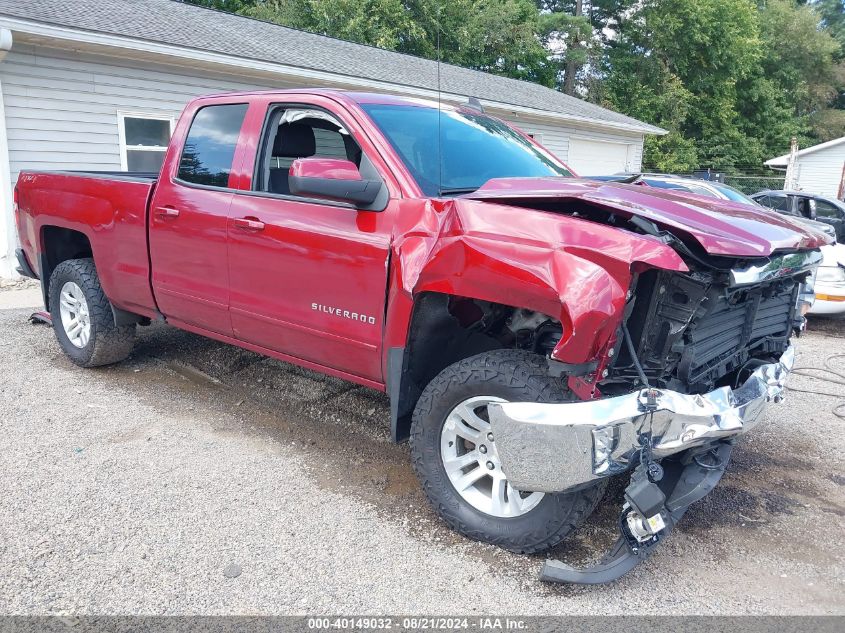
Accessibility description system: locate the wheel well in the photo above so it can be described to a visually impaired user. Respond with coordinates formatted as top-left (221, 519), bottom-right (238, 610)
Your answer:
top-left (388, 292), bottom-right (563, 442)
top-left (40, 226), bottom-right (93, 307)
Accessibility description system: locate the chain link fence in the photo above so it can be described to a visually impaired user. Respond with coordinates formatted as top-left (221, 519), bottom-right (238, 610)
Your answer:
top-left (721, 174), bottom-right (785, 195)
top-left (640, 167), bottom-right (786, 195)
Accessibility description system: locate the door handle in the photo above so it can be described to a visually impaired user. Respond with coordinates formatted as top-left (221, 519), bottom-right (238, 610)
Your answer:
top-left (154, 206), bottom-right (180, 219)
top-left (232, 217), bottom-right (265, 231)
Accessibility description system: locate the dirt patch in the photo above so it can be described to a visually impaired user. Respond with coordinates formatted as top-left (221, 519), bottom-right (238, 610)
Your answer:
top-left (806, 316), bottom-right (845, 338)
top-left (0, 277), bottom-right (40, 291)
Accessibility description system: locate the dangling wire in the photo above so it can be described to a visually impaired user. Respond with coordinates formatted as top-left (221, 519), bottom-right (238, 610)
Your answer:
top-left (789, 353), bottom-right (845, 419)
top-left (622, 321), bottom-right (659, 474)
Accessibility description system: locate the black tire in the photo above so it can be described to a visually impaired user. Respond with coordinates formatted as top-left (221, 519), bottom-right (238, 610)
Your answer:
top-left (48, 258), bottom-right (136, 367)
top-left (410, 349), bottom-right (607, 554)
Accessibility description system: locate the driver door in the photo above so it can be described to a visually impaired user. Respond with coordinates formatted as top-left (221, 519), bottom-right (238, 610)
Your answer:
top-left (226, 100), bottom-right (394, 383)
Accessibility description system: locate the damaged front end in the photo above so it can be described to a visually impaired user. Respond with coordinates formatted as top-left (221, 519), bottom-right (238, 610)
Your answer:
top-left (488, 346), bottom-right (793, 584)
top-left (487, 250), bottom-right (818, 584)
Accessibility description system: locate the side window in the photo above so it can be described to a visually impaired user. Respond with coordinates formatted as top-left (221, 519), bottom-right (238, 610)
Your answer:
top-left (798, 196), bottom-right (816, 218)
top-left (258, 108), bottom-right (363, 196)
top-left (766, 194), bottom-right (790, 212)
top-left (119, 112), bottom-right (174, 172)
top-left (684, 184), bottom-right (718, 198)
top-left (177, 103), bottom-right (248, 188)
top-left (815, 200), bottom-right (843, 218)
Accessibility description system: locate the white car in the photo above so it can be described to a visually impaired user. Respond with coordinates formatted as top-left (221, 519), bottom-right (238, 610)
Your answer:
top-left (812, 243), bottom-right (845, 315)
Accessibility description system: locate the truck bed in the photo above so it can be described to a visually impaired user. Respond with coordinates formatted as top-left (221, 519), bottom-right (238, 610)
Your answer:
top-left (15, 170), bottom-right (159, 318)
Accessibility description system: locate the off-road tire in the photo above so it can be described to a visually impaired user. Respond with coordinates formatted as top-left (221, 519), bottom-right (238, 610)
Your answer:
top-left (49, 258), bottom-right (136, 367)
top-left (410, 349), bottom-right (607, 554)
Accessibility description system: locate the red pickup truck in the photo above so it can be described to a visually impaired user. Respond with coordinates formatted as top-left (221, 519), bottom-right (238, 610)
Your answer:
top-left (14, 90), bottom-right (828, 583)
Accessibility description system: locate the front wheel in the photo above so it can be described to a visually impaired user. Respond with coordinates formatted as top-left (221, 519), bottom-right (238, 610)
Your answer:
top-left (49, 258), bottom-right (136, 367)
top-left (410, 349), bottom-right (606, 554)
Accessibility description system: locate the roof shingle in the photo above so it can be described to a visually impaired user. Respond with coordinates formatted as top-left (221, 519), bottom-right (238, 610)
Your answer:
top-left (0, 0), bottom-right (664, 134)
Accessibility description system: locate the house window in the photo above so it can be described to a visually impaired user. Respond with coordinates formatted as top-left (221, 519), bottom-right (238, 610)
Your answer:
top-left (118, 112), bottom-right (175, 172)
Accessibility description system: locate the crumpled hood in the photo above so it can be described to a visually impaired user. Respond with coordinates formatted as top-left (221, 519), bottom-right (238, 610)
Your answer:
top-left (466, 178), bottom-right (831, 258)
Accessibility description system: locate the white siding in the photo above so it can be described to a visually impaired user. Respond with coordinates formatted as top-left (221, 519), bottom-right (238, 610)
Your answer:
top-left (796, 144), bottom-right (845, 198)
top-left (0, 44), bottom-right (299, 178)
top-left (500, 114), bottom-right (643, 173)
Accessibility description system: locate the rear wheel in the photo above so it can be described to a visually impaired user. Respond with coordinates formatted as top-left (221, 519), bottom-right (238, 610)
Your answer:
top-left (49, 258), bottom-right (136, 367)
top-left (410, 349), bottom-right (607, 554)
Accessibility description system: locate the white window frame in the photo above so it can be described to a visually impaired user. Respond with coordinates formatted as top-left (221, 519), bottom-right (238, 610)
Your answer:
top-left (117, 111), bottom-right (175, 171)
top-left (527, 132), bottom-right (544, 145)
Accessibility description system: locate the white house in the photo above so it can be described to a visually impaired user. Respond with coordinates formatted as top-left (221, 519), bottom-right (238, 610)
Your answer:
top-left (0, 0), bottom-right (665, 278)
top-left (765, 136), bottom-right (845, 200)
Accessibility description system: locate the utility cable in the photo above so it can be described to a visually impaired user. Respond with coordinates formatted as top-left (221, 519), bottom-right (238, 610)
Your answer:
top-left (788, 353), bottom-right (845, 419)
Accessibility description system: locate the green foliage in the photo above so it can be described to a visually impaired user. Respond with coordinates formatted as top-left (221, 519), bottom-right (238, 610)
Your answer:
top-left (180, 0), bottom-right (845, 170)
top-left (603, 0), bottom-right (841, 168)
top-left (759, 0), bottom-right (838, 116)
top-left (238, 0), bottom-right (555, 85)
top-left (813, 0), bottom-right (845, 58)
top-left (243, 0), bottom-right (422, 51)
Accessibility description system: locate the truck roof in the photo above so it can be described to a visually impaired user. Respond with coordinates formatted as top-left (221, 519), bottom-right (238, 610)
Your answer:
top-left (191, 88), bottom-right (459, 111)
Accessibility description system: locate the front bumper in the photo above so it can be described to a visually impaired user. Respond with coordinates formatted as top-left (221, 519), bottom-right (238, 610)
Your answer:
top-left (488, 345), bottom-right (795, 493)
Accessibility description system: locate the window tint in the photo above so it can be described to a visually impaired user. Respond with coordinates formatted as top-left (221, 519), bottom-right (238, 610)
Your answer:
top-left (683, 184), bottom-right (717, 197)
top-left (177, 104), bottom-right (248, 187)
top-left (709, 182), bottom-right (756, 204)
top-left (815, 200), bottom-right (843, 218)
top-left (363, 104), bottom-right (572, 196)
top-left (641, 179), bottom-right (691, 191)
top-left (766, 194), bottom-right (790, 211)
top-left (799, 197), bottom-right (816, 218)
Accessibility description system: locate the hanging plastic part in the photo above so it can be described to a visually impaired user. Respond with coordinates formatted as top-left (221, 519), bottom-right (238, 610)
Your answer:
top-left (539, 441), bottom-right (734, 585)
top-left (29, 311), bottom-right (51, 326)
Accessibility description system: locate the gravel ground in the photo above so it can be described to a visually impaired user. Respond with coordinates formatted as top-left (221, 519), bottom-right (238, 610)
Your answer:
top-left (0, 286), bottom-right (843, 615)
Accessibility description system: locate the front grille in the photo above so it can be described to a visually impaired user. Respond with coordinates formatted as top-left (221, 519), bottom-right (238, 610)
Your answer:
top-left (677, 283), bottom-right (795, 388)
top-left (612, 269), bottom-right (798, 393)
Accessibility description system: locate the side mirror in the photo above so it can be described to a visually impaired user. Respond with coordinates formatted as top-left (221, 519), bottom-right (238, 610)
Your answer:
top-left (289, 158), bottom-right (381, 206)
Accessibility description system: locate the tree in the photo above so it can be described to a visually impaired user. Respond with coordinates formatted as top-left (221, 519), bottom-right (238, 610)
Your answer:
top-left (235, 0), bottom-right (556, 86)
top-left (601, 0), bottom-right (764, 168)
top-left (241, 0), bottom-right (422, 51)
top-left (758, 0), bottom-right (838, 118)
top-left (812, 0), bottom-right (845, 59)
top-left (535, 1), bottom-right (594, 94)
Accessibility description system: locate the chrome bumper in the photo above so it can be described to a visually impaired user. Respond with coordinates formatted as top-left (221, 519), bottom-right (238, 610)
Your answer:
top-left (487, 345), bottom-right (795, 493)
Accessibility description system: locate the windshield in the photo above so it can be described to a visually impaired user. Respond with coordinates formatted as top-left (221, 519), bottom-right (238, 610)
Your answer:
top-left (707, 182), bottom-right (759, 205)
top-left (362, 104), bottom-right (573, 196)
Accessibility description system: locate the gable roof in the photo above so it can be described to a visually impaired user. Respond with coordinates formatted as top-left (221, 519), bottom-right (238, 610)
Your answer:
top-left (0, 0), bottom-right (665, 135)
top-left (765, 136), bottom-right (845, 166)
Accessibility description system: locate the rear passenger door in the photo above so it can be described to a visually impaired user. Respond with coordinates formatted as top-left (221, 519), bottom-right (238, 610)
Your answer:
top-left (226, 98), bottom-right (395, 383)
top-left (148, 101), bottom-right (249, 336)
